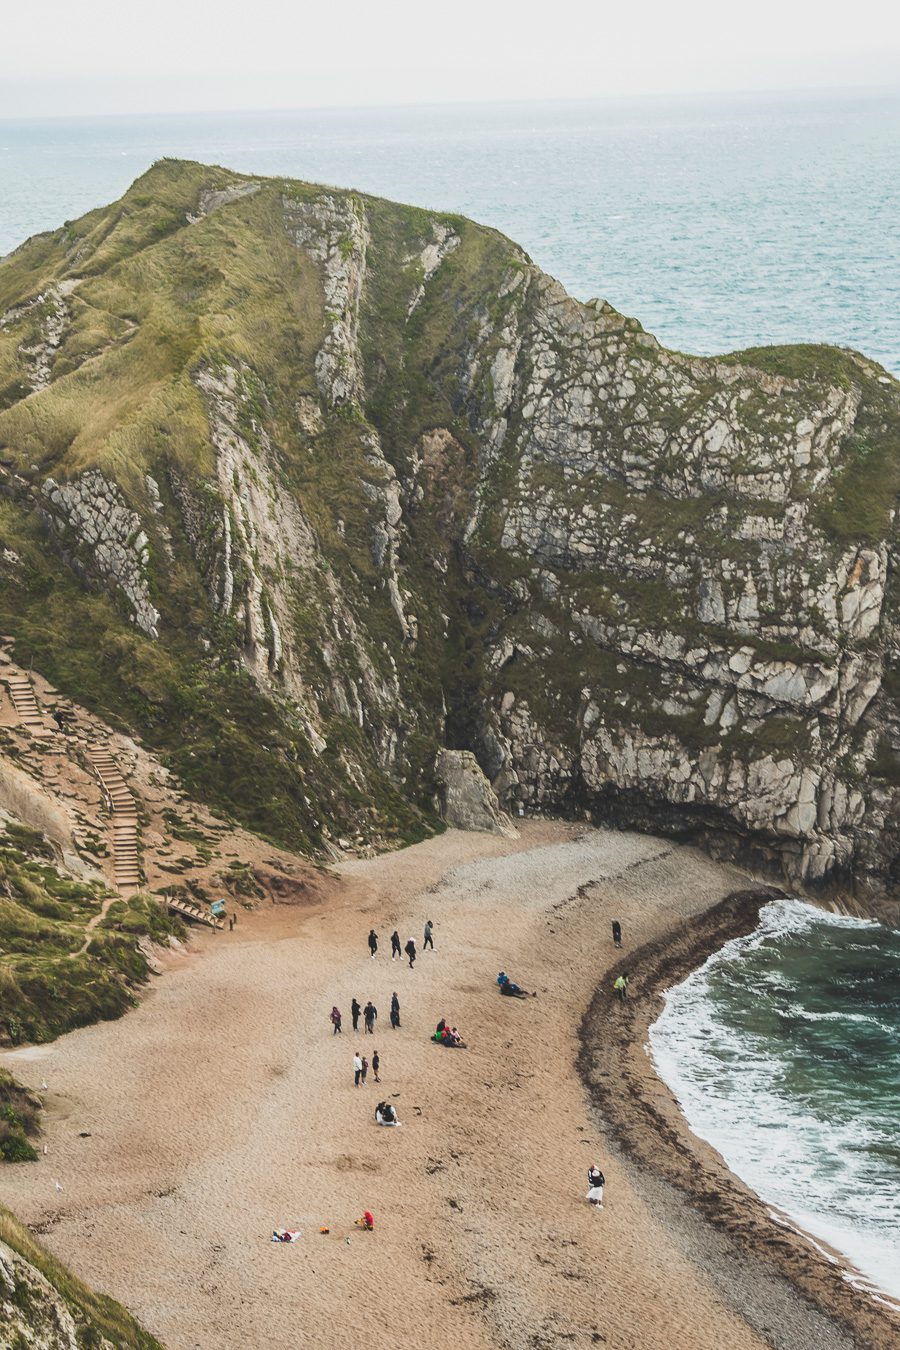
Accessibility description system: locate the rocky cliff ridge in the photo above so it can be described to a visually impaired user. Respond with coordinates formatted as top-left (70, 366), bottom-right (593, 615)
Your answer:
top-left (1, 160), bottom-right (898, 916)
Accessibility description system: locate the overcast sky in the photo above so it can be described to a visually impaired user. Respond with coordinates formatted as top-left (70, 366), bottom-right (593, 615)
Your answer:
top-left (1, 0), bottom-right (898, 119)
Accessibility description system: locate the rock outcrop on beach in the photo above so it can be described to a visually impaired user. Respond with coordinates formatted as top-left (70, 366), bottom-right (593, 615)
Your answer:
top-left (1, 160), bottom-right (898, 907)
top-left (434, 749), bottom-right (516, 836)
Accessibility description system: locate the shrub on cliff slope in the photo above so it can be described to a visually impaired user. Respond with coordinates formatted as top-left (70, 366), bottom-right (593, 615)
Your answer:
top-left (0, 829), bottom-right (182, 1045)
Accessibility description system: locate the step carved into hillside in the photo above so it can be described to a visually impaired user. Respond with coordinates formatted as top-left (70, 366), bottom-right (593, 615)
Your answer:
top-left (2, 670), bottom-right (51, 738)
top-left (87, 747), bottom-right (142, 892)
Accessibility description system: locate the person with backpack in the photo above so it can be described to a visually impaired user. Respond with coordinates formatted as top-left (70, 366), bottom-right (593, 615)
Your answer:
top-left (586, 1165), bottom-right (605, 1209)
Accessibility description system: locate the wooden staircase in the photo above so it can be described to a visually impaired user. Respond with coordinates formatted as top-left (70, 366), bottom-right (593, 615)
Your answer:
top-left (3, 670), bottom-right (50, 738)
top-left (164, 894), bottom-right (225, 930)
top-left (87, 747), bottom-right (141, 891)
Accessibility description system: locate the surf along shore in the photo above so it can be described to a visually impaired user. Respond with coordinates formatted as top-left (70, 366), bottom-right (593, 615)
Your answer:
top-left (2, 821), bottom-right (898, 1349)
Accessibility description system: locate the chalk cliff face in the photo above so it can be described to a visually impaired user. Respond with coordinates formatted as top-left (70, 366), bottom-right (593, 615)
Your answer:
top-left (0, 161), bottom-right (898, 910)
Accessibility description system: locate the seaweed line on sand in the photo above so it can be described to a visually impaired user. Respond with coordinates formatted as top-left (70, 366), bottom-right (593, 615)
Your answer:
top-left (577, 887), bottom-right (900, 1350)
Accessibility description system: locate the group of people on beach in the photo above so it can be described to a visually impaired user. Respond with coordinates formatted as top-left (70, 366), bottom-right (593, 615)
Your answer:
top-left (352, 1050), bottom-right (381, 1086)
top-left (331, 993), bottom-right (401, 1035)
top-left (368, 920), bottom-right (434, 967)
top-left (431, 1017), bottom-right (466, 1048)
top-left (325, 910), bottom-right (629, 1225)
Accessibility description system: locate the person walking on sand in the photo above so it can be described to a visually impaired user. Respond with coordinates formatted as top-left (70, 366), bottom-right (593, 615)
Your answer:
top-left (423, 919), bottom-right (434, 951)
top-left (586, 1165), bottom-right (605, 1209)
top-left (614, 972), bottom-right (629, 1002)
top-left (372, 1049), bottom-right (381, 1083)
top-left (330, 1005), bottom-right (342, 1035)
top-left (351, 998), bottom-right (361, 1032)
top-left (361, 1055), bottom-right (369, 1085)
top-left (364, 1000), bottom-right (378, 1033)
top-left (368, 929), bottom-right (378, 959)
top-left (390, 992), bottom-right (401, 1029)
top-left (354, 1052), bottom-right (363, 1087)
top-left (391, 930), bottom-right (402, 960)
top-left (405, 937), bottom-right (417, 969)
top-left (612, 919), bottom-right (622, 948)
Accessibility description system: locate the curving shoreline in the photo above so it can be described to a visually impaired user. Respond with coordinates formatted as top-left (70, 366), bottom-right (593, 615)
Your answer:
top-left (3, 822), bottom-right (898, 1349)
top-left (578, 887), bottom-right (900, 1350)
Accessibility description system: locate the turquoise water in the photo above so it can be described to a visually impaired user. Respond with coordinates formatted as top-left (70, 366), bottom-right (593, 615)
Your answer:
top-left (2, 89), bottom-right (899, 373)
top-left (650, 900), bottom-right (900, 1303)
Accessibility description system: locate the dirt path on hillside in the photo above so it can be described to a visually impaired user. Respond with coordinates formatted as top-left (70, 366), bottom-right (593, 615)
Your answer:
top-left (0, 823), bottom-right (884, 1350)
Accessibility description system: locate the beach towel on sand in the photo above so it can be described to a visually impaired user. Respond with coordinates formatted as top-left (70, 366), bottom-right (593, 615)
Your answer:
top-left (271, 1229), bottom-right (302, 1242)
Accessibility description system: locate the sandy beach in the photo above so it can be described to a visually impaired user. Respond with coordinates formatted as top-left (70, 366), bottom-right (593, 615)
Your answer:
top-left (2, 821), bottom-right (898, 1349)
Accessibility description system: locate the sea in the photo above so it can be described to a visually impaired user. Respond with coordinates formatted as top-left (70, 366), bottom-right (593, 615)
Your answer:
top-left (1, 88), bottom-right (899, 374)
top-left (650, 900), bottom-right (900, 1304)
top-left (3, 92), bottom-right (900, 1295)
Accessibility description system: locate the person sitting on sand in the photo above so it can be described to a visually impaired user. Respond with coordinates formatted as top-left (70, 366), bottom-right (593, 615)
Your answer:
top-left (586, 1165), bottom-right (605, 1209)
top-left (354, 1211), bottom-right (375, 1230)
top-left (432, 1025), bottom-right (464, 1047)
top-left (436, 1018), bottom-right (447, 1036)
top-left (433, 1025), bottom-right (466, 1048)
top-left (375, 1102), bottom-right (399, 1126)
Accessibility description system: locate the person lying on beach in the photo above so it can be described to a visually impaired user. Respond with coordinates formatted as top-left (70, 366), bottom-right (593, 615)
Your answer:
top-left (271, 1229), bottom-right (302, 1242)
top-left (496, 972), bottom-right (532, 998)
top-left (375, 1102), bottom-right (400, 1126)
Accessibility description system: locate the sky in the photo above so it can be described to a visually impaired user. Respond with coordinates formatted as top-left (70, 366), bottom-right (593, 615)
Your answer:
top-left (1, 0), bottom-right (898, 119)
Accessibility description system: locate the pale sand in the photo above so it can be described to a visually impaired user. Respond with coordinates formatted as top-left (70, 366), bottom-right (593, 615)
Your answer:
top-left (0, 822), bottom-right (886, 1348)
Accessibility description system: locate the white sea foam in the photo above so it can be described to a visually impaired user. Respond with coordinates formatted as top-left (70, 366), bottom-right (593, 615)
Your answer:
top-left (649, 899), bottom-right (900, 1303)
